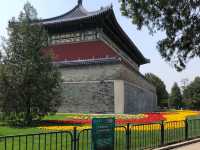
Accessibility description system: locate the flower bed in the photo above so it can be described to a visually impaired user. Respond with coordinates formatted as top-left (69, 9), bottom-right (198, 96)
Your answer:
top-left (44, 113), bottom-right (165, 125)
top-left (163, 110), bottom-right (199, 122)
top-left (39, 110), bottom-right (200, 131)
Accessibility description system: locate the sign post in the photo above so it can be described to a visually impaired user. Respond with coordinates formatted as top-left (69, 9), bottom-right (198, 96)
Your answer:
top-left (92, 118), bottom-right (115, 150)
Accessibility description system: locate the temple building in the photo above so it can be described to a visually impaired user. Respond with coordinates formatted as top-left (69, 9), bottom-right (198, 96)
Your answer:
top-left (40, 0), bottom-right (157, 113)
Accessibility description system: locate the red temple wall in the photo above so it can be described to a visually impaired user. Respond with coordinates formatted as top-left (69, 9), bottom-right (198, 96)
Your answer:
top-left (43, 41), bottom-right (118, 62)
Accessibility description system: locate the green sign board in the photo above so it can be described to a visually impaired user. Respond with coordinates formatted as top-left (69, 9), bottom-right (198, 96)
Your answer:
top-left (92, 118), bottom-right (115, 150)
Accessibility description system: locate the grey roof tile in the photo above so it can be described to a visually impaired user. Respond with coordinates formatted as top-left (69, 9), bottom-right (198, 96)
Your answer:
top-left (40, 4), bottom-right (112, 25)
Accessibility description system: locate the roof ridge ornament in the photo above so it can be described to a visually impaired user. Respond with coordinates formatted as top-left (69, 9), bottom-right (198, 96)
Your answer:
top-left (78, 0), bottom-right (83, 6)
top-left (111, 3), bottom-right (113, 8)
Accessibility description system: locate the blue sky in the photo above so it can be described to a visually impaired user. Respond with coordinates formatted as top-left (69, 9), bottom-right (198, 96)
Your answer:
top-left (0, 0), bottom-right (199, 92)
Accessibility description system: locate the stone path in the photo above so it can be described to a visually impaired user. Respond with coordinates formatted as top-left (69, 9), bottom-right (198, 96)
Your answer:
top-left (173, 142), bottom-right (200, 150)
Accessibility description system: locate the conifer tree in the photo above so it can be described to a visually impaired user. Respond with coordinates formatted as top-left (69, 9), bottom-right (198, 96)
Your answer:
top-left (183, 77), bottom-right (200, 108)
top-left (0, 2), bottom-right (62, 126)
top-left (170, 83), bottom-right (182, 109)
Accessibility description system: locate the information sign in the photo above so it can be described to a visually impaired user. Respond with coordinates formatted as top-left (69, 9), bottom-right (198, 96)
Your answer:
top-left (92, 118), bottom-right (115, 150)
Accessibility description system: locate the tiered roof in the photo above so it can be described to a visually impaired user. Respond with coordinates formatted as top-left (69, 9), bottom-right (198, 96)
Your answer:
top-left (39, 0), bottom-right (150, 66)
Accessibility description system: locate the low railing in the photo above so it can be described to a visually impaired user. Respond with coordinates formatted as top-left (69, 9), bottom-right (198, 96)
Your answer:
top-left (128, 122), bottom-right (161, 150)
top-left (188, 118), bottom-right (200, 139)
top-left (0, 131), bottom-right (73, 150)
top-left (1, 118), bottom-right (200, 150)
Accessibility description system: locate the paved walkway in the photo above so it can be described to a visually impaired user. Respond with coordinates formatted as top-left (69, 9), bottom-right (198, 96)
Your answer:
top-left (173, 142), bottom-right (200, 150)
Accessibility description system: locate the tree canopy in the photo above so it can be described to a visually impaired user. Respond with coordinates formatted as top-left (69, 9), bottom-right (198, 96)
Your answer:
top-left (170, 82), bottom-right (182, 108)
top-left (0, 2), bottom-right (62, 126)
top-left (183, 77), bottom-right (200, 108)
top-left (120, 0), bottom-right (200, 71)
top-left (145, 73), bottom-right (168, 106)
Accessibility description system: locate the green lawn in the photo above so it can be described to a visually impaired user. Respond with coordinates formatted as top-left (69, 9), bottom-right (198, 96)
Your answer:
top-left (43, 113), bottom-right (77, 120)
top-left (0, 114), bottom-right (74, 150)
top-left (0, 124), bottom-right (44, 137)
top-left (0, 113), bottom-right (76, 136)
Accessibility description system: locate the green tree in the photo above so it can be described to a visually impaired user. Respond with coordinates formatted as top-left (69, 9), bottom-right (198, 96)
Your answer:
top-left (0, 2), bottom-right (62, 126)
top-left (145, 73), bottom-right (168, 107)
top-left (183, 77), bottom-right (200, 108)
top-left (120, 0), bottom-right (200, 71)
top-left (0, 52), bottom-right (2, 62)
top-left (170, 82), bottom-right (182, 108)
